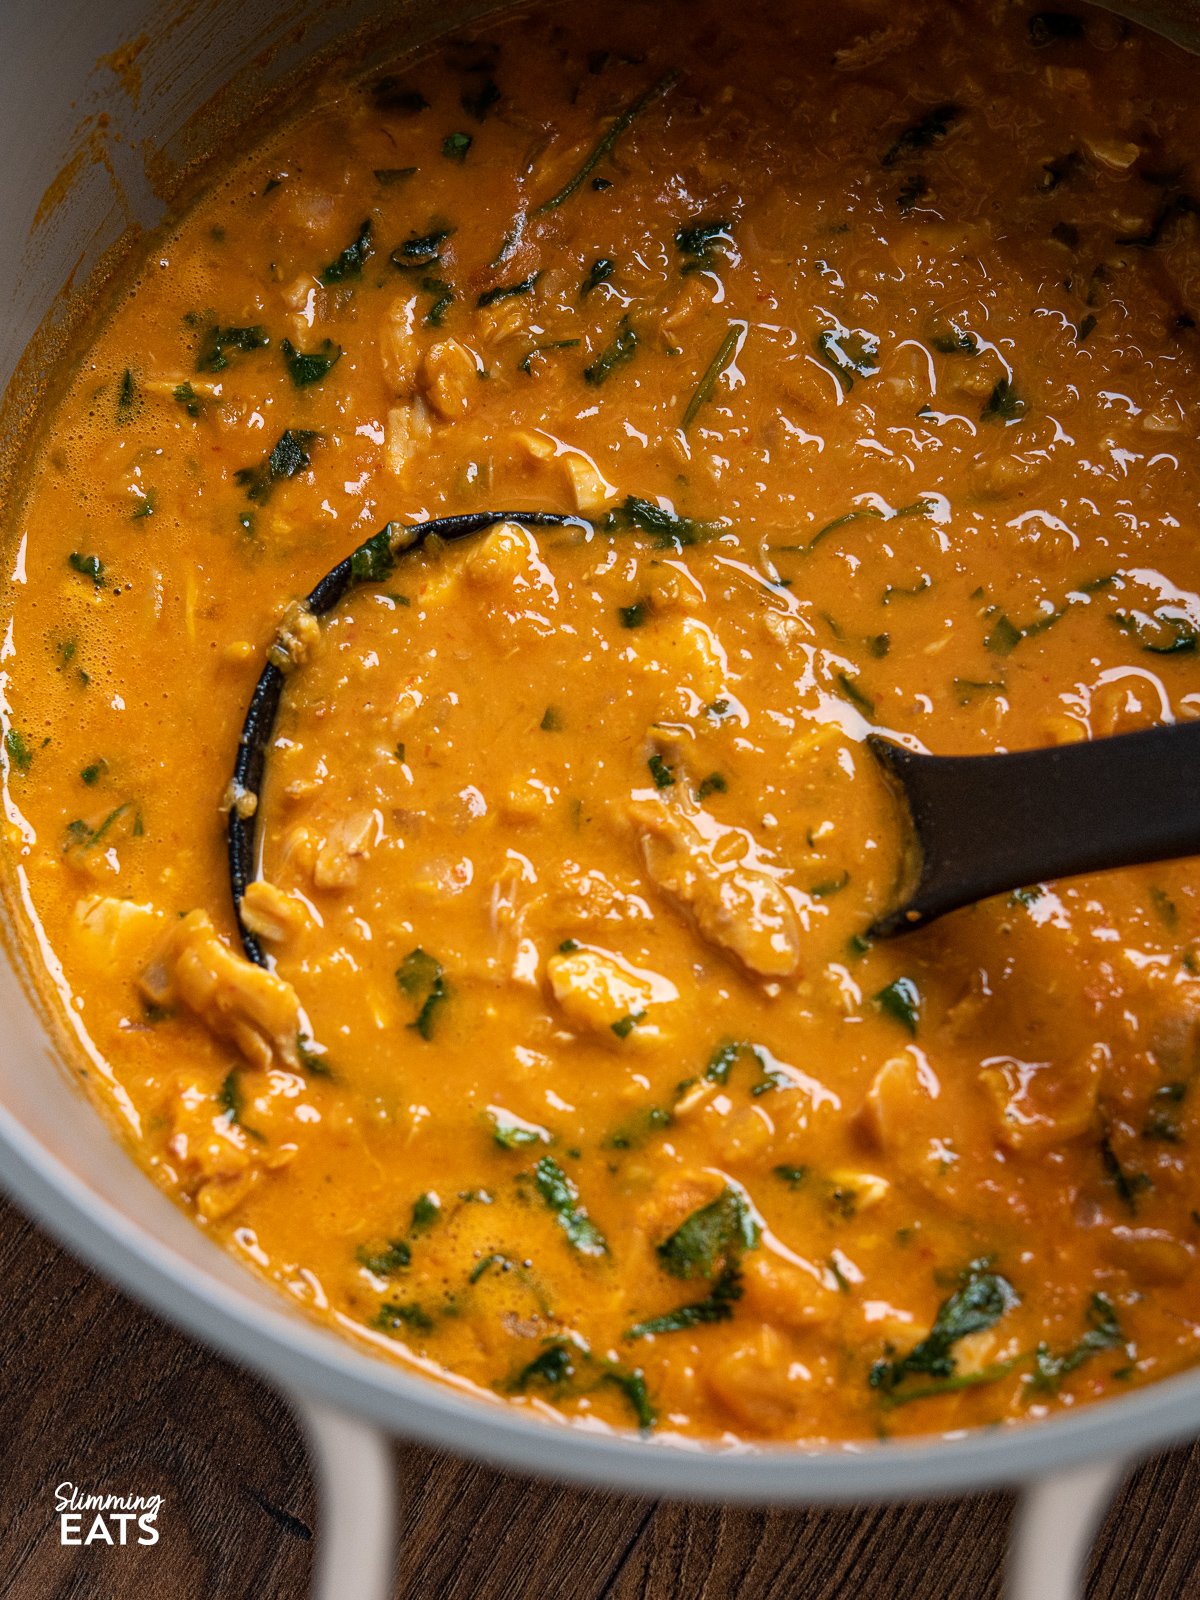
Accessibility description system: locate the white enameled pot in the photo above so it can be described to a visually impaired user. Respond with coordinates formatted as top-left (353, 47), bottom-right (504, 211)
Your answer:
top-left (2, 4), bottom-right (1199, 1596)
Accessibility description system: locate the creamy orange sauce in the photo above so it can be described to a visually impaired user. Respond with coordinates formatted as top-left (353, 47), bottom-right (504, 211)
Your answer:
top-left (4, 0), bottom-right (1200, 1442)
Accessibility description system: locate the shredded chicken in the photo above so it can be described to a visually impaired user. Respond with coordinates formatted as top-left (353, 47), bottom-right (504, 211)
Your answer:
top-left (629, 796), bottom-right (803, 978)
top-left (139, 909), bottom-right (302, 1072)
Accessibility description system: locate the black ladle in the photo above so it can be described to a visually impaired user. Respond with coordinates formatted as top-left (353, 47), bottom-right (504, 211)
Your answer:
top-left (226, 513), bottom-right (1200, 961)
top-left (227, 510), bottom-right (586, 965)
top-left (868, 722), bottom-right (1200, 936)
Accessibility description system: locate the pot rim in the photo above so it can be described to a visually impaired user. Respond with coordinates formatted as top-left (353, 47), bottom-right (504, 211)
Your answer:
top-left (3, 1094), bottom-right (1198, 1501)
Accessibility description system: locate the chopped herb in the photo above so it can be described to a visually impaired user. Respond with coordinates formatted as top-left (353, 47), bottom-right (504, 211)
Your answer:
top-left (607, 495), bottom-right (718, 549)
top-left (518, 339), bottom-right (580, 374)
top-left (657, 1187), bottom-right (759, 1280)
top-left (509, 1338), bottom-right (579, 1391)
top-left (626, 1264), bottom-right (742, 1338)
top-left (1028, 11), bottom-right (1086, 45)
top-left (68, 552), bottom-right (106, 587)
top-left (62, 803), bottom-right (137, 854)
top-left (534, 1156), bottom-right (608, 1256)
top-left (1112, 608), bottom-right (1200, 655)
top-left (462, 76), bottom-right (501, 120)
top-left (1077, 313), bottom-right (1097, 342)
top-left (5, 730), bottom-right (32, 775)
top-left (540, 706), bottom-right (564, 732)
top-left (584, 316), bottom-right (639, 384)
top-left (80, 759), bottom-right (107, 785)
top-left (1143, 1081), bottom-right (1186, 1143)
top-left (357, 1238), bottom-right (412, 1275)
top-left (370, 79), bottom-right (429, 114)
top-left (395, 947), bottom-right (448, 1040)
top-left (477, 272), bottom-right (539, 307)
top-left (600, 1366), bottom-right (656, 1430)
top-left (954, 677), bottom-right (1006, 705)
top-left (882, 103), bottom-right (962, 168)
top-left (295, 1035), bottom-right (334, 1078)
top-left (349, 524), bottom-right (400, 582)
top-left (881, 1361), bottom-right (1020, 1406)
top-left (1040, 150), bottom-right (1084, 192)
top-left (320, 219), bottom-right (374, 285)
top-left (1150, 886), bottom-right (1179, 928)
top-left (647, 753), bottom-right (675, 789)
top-left (391, 227), bottom-right (456, 269)
top-left (618, 599), bottom-right (649, 629)
top-left (1030, 1294), bottom-right (1124, 1394)
top-left (1011, 885), bottom-right (1045, 907)
top-left (605, 1105), bottom-right (671, 1150)
top-left (869, 1259), bottom-right (1018, 1392)
top-left (815, 326), bottom-right (879, 392)
top-left (418, 275), bottom-right (454, 326)
top-left (558, 938), bottom-right (580, 953)
top-left (610, 1010), bottom-right (646, 1039)
top-left (875, 976), bottom-right (921, 1034)
top-left (981, 377), bottom-right (1025, 423)
top-left (535, 71), bottom-right (679, 212)
top-left (773, 1164), bottom-right (809, 1189)
top-left (675, 217), bottom-right (735, 271)
top-left (374, 166), bottom-right (418, 185)
top-left (681, 321), bottom-right (745, 431)
top-left (173, 381), bottom-right (203, 417)
top-left (931, 327), bottom-right (979, 355)
top-left (836, 671), bottom-right (875, 718)
top-left (234, 429), bottom-right (320, 504)
top-left (195, 324), bottom-right (269, 373)
top-left (491, 1108), bottom-right (552, 1149)
top-left (116, 368), bottom-right (138, 424)
top-left (696, 771), bottom-right (727, 800)
top-left (130, 491), bottom-right (156, 520)
top-left (581, 257), bottom-right (615, 296)
top-left (442, 132), bottom-right (472, 163)
top-left (1100, 1130), bottom-right (1152, 1214)
top-left (810, 871), bottom-right (849, 899)
top-left (281, 338), bottom-right (342, 388)
top-left (373, 1301), bottom-right (434, 1334)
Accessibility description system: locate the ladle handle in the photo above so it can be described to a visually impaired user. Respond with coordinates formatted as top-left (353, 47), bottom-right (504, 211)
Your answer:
top-left (869, 720), bottom-right (1200, 935)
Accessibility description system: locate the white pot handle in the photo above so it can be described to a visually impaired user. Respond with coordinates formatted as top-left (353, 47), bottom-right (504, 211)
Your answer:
top-left (291, 1392), bottom-right (397, 1600)
top-left (1007, 1456), bottom-right (1130, 1600)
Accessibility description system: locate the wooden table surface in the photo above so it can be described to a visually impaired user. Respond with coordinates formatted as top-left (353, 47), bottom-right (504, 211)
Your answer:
top-left (0, 1191), bottom-right (1198, 1600)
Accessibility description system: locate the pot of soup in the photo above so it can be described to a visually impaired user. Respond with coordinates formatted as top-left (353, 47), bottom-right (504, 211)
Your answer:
top-left (3, 0), bottom-right (1200, 1594)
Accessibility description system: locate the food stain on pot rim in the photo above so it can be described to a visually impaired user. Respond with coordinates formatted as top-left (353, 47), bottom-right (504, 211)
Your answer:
top-left (3, 0), bottom-right (1200, 1443)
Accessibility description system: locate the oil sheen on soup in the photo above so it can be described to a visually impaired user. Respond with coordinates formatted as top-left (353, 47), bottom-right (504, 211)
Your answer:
top-left (4, 0), bottom-right (1200, 1443)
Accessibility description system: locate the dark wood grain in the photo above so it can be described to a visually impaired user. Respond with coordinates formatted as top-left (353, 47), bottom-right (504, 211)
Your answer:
top-left (0, 1190), bottom-right (1197, 1600)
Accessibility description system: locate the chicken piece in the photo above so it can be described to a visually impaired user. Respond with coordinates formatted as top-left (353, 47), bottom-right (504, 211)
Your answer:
top-left (422, 338), bottom-right (479, 420)
top-left (545, 947), bottom-right (673, 1038)
top-left (380, 295), bottom-right (420, 393)
top-left (239, 879), bottom-right (312, 946)
top-left (464, 522), bottom-right (540, 587)
top-left (313, 812), bottom-right (375, 890)
top-left (384, 396), bottom-right (431, 477)
top-left (738, 1251), bottom-right (835, 1333)
top-left (1104, 1226), bottom-right (1194, 1286)
top-left (73, 895), bottom-right (165, 975)
top-left (705, 1325), bottom-right (809, 1430)
top-left (268, 601), bottom-right (321, 673)
top-left (629, 798), bottom-right (802, 978)
top-left (167, 1091), bottom-right (257, 1221)
top-left (977, 1045), bottom-right (1103, 1153)
top-left (634, 617), bottom-right (727, 704)
top-left (139, 909), bottom-right (302, 1072)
